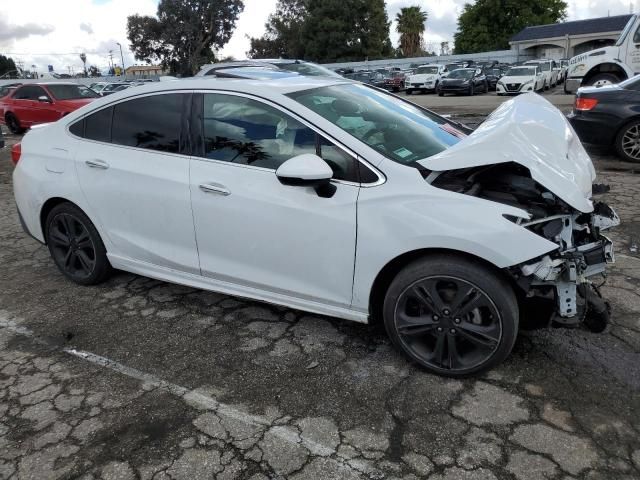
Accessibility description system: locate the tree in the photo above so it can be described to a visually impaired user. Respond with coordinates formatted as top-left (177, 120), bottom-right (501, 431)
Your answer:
top-left (248, 0), bottom-right (307, 59)
top-left (301, 0), bottom-right (392, 63)
top-left (440, 41), bottom-right (450, 56)
top-left (79, 53), bottom-right (87, 77)
top-left (88, 65), bottom-right (100, 77)
top-left (127, 0), bottom-right (244, 76)
top-left (0, 55), bottom-right (17, 77)
top-left (454, 0), bottom-right (567, 54)
top-left (396, 6), bottom-right (428, 58)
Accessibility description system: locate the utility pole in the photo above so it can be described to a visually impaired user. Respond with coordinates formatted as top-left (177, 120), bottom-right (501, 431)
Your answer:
top-left (117, 42), bottom-right (126, 78)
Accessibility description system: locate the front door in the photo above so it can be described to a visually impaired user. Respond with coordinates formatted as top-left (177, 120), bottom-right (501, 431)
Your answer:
top-left (189, 92), bottom-right (359, 309)
top-left (74, 92), bottom-right (199, 273)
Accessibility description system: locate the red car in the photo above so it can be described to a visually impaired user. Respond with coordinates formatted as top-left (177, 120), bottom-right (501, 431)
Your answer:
top-left (383, 72), bottom-right (406, 92)
top-left (0, 82), bottom-right (98, 134)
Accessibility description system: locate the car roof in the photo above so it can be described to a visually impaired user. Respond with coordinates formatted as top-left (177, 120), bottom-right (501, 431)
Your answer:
top-left (90, 76), bottom-right (351, 100)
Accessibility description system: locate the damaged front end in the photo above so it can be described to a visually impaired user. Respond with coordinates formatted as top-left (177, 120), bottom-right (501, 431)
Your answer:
top-left (418, 94), bottom-right (622, 332)
top-left (429, 162), bottom-right (620, 332)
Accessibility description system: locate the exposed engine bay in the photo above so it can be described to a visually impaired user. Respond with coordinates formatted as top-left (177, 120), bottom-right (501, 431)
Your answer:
top-left (427, 162), bottom-right (620, 332)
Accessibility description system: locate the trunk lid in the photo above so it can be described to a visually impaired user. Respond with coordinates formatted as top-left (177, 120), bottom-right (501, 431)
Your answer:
top-left (419, 93), bottom-right (596, 213)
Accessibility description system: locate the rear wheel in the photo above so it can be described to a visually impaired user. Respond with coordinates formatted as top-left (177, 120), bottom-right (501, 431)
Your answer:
top-left (383, 255), bottom-right (519, 377)
top-left (5, 113), bottom-right (24, 134)
top-left (45, 203), bottom-right (112, 285)
top-left (615, 120), bottom-right (640, 163)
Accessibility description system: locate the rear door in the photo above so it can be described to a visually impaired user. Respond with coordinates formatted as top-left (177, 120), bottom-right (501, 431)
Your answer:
top-left (10, 85), bottom-right (45, 126)
top-left (73, 92), bottom-right (200, 273)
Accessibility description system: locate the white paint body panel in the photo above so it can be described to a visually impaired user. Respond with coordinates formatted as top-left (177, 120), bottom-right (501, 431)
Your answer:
top-left (420, 93), bottom-right (596, 213)
top-left (12, 77), bottom-right (597, 323)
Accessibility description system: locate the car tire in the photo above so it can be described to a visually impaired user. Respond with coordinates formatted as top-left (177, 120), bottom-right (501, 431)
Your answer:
top-left (45, 203), bottom-right (112, 286)
top-left (544, 81), bottom-right (549, 91)
top-left (5, 113), bottom-right (24, 134)
top-left (587, 73), bottom-right (622, 87)
top-left (406, 89), bottom-right (413, 95)
top-left (383, 254), bottom-right (519, 377)
top-left (438, 91), bottom-right (444, 97)
top-left (468, 84), bottom-right (474, 96)
top-left (615, 119), bottom-right (640, 163)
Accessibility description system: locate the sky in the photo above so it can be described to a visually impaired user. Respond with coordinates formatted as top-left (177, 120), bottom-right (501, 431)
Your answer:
top-left (0, 0), bottom-right (638, 74)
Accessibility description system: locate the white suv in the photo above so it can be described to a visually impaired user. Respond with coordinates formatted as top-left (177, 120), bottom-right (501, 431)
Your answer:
top-left (405, 64), bottom-right (447, 94)
top-left (12, 78), bottom-right (619, 377)
top-left (524, 59), bottom-right (559, 89)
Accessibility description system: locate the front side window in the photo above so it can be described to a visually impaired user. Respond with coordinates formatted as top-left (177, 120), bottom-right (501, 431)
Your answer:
top-left (111, 94), bottom-right (184, 153)
top-left (288, 84), bottom-right (462, 167)
top-left (617, 15), bottom-right (637, 46)
top-left (200, 93), bottom-right (360, 181)
top-left (634, 23), bottom-right (640, 43)
top-left (47, 84), bottom-right (99, 100)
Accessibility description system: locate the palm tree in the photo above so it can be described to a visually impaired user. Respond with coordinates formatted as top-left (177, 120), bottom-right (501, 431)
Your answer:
top-left (396, 6), bottom-right (428, 58)
top-left (79, 53), bottom-right (87, 77)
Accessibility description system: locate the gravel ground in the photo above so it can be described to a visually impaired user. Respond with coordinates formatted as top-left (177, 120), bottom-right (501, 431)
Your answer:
top-left (0, 97), bottom-right (639, 480)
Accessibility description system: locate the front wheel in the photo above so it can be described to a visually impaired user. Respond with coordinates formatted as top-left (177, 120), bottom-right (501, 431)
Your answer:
top-left (406, 89), bottom-right (413, 95)
top-left (615, 120), bottom-right (640, 163)
top-left (468, 84), bottom-right (474, 96)
top-left (383, 255), bottom-right (519, 377)
top-left (45, 203), bottom-right (112, 285)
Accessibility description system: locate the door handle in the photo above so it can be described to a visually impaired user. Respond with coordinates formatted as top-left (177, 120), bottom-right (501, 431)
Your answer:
top-left (85, 159), bottom-right (109, 169)
top-left (199, 183), bottom-right (231, 196)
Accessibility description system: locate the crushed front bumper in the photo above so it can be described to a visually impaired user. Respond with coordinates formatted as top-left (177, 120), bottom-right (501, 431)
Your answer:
top-left (515, 202), bottom-right (620, 322)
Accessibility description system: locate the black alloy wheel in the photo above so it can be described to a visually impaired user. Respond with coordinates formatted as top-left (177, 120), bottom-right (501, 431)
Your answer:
top-left (45, 203), bottom-right (112, 285)
top-left (616, 120), bottom-right (640, 163)
top-left (383, 255), bottom-right (518, 377)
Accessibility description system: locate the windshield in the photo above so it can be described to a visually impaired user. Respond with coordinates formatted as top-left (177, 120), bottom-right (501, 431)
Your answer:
top-left (277, 61), bottom-right (341, 78)
top-left (416, 66), bottom-right (439, 74)
top-left (448, 69), bottom-right (473, 79)
top-left (527, 62), bottom-right (549, 71)
top-left (489, 69), bottom-right (502, 75)
top-left (616, 15), bottom-right (637, 46)
top-left (287, 84), bottom-right (463, 166)
top-left (507, 67), bottom-right (536, 76)
top-left (47, 84), bottom-right (99, 100)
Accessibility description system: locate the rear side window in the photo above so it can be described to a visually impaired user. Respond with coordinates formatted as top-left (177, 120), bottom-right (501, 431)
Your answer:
top-left (85, 107), bottom-right (113, 143)
top-left (111, 94), bottom-right (184, 153)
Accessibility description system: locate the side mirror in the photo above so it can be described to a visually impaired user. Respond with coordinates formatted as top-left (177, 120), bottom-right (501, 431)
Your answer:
top-left (275, 154), bottom-right (336, 198)
top-left (38, 95), bottom-right (51, 103)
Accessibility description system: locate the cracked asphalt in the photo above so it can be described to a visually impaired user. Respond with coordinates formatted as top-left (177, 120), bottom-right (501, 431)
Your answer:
top-left (0, 109), bottom-right (639, 480)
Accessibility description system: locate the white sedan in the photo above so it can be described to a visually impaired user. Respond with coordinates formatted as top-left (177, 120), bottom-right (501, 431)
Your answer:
top-left (497, 66), bottom-right (545, 95)
top-left (12, 77), bottom-right (619, 376)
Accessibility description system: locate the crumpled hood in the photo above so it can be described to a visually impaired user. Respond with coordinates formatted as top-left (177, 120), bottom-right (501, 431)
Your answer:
top-left (419, 93), bottom-right (596, 213)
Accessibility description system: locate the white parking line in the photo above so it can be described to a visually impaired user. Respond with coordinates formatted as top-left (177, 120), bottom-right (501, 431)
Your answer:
top-left (0, 312), bottom-right (341, 460)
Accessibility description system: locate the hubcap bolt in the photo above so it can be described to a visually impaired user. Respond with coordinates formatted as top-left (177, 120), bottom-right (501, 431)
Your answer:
top-left (450, 328), bottom-right (456, 334)
top-left (433, 315), bottom-right (439, 321)
top-left (454, 318), bottom-right (461, 324)
top-left (443, 309), bottom-right (450, 316)
top-left (437, 327), bottom-right (443, 332)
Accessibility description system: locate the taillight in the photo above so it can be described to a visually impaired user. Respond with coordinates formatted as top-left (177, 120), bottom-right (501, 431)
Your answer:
top-left (11, 142), bottom-right (21, 166)
top-left (575, 97), bottom-right (598, 111)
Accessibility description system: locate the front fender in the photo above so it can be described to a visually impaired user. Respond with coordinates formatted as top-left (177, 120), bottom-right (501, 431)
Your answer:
top-left (351, 183), bottom-right (558, 312)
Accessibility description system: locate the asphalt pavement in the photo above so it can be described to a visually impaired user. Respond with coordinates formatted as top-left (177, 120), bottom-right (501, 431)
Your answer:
top-left (0, 95), bottom-right (639, 480)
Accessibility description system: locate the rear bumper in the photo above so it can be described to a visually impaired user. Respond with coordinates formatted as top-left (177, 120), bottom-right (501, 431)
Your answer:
top-left (567, 112), bottom-right (618, 146)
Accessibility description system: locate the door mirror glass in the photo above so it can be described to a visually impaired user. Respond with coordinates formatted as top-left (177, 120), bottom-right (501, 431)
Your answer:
top-left (38, 95), bottom-right (51, 103)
